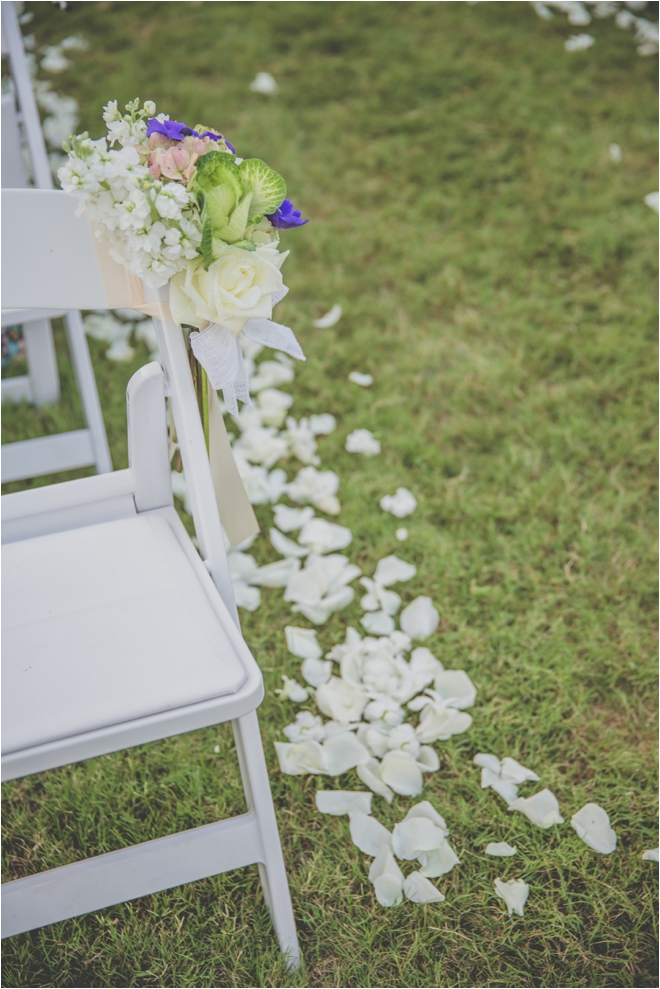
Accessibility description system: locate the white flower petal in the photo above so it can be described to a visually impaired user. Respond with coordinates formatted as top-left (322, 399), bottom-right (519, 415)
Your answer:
top-left (257, 388), bottom-right (294, 428)
top-left (323, 732), bottom-right (371, 775)
top-left (286, 466), bottom-right (341, 515)
top-left (348, 371), bottom-right (373, 387)
top-left (284, 625), bottom-right (322, 660)
top-left (410, 647), bottom-right (444, 688)
top-left (361, 611), bottom-right (396, 635)
top-left (642, 848), bottom-right (659, 862)
top-left (643, 192), bottom-right (659, 213)
top-left (249, 71), bottom-right (278, 94)
top-left (313, 304), bottom-right (342, 328)
top-left (500, 757), bottom-right (540, 785)
top-left (433, 670), bottom-right (476, 709)
top-left (345, 429), bottom-right (381, 456)
top-left (373, 555), bottom-right (417, 587)
top-left (482, 770), bottom-right (519, 806)
top-left (274, 739), bottom-right (327, 775)
top-left (564, 33), bottom-right (595, 52)
top-left (392, 818), bottom-right (447, 860)
top-left (309, 413), bottom-right (337, 435)
top-left (417, 746), bottom-right (440, 772)
top-left (403, 872), bottom-right (445, 904)
top-left (485, 842), bottom-right (517, 857)
top-left (474, 753), bottom-right (501, 774)
top-left (299, 518), bottom-right (353, 554)
top-left (415, 704), bottom-right (472, 743)
top-left (369, 846), bottom-right (404, 907)
top-left (272, 504), bottom-right (315, 532)
top-left (494, 878), bottom-right (529, 917)
top-left (400, 596), bottom-right (439, 640)
top-left (251, 557), bottom-right (301, 587)
top-left (316, 677), bottom-right (368, 724)
top-left (405, 801), bottom-right (448, 833)
top-left (315, 790), bottom-right (373, 816)
top-left (570, 803), bottom-right (617, 855)
top-left (357, 758), bottom-right (395, 803)
top-left (249, 359), bottom-right (295, 392)
top-left (395, 528), bottom-right (408, 541)
top-left (418, 840), bottom-right (460, 877)
top-left (349, 811), bottom-right (392, 856)
top-left (380, 487), bottom-right (417, 518)
top-left (379, 749), bottom-right (423, 797)
top-left (301, 657), bottom-right (333, 687)
top-left (283, 711), bottom-right (325, 743)
top-left (274, 675), bottom-right (309, 702)
top-left (509, 789), bottom-right (564, 829)
top-left (270, 528), bottom-right (308, 558)
top-left (232, 580), bottom-right (261, 612)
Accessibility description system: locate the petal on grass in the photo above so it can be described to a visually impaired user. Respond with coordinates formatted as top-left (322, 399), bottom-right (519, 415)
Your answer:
top-left (380, 749), bottom-right (424, 797)
top-left (357, 758), bottom-right (395, 803)
top-left (361, 611), bottom-right (396, 635)
top-left (418, 840), bottom-right (460, 877)
top-left (403, 872), bottom-right (445, 904)
top-left (369, 847), bottom-right (404, 907)
top-left (323, 732), bottom-right (370, 775)
top-left (299, 518), bottom-right (353, 554)
top-left (415, 704), bottom-right (472, 743)
top-left (251, 557), bottom-right (301, 587)
top-left (405, 801), bottom-right (448, 833)
top-left (272, 504), bottom-right (315, 532)
top-left (474, 753), bottom-right (501, 774)
top-left (417, 746), bottom-right (440, 772)
top-left (570, 803), bottom-right (617, 855)
top-left (274, 675), bottom-right (309, 702)
top-left (313, 304), bottom-right (342, 328)
top-left (301, 657), bottom-right (333, 687)
top-left (274, 739), bottom-right (327, 775)
top-left (400, 596), bottom-right (439, 639)
top-left (270, 528), bottom-right (308, 558)
top-left (494, 878), bottom-right (529, 917)
top-left (485, 842), bottom-right (517, 857)
top-left (392, 818), bottom-right (447, 860)
top-left (500, 757), bottom-right (540, 784)
top-left (315, 790), bottom-right (372, 816)
top-left (509, 789), bottom-right (564, 829)
top-left (345, 429), bottom-right (381, 456)
top-left (285, 625), bottom-right (323, 660)
top-left (380, 487), bottom-right (417, 518)
top-left (373, 555), bottom-right (417, 586)
top-left (349, 811), bottom-right (392, 856)
top-left (642, 848), bottom-right (659, 862)
top-left (433, 670), bottom-right (476, 709)
top-left (348, 371), bottom-right (373, 386)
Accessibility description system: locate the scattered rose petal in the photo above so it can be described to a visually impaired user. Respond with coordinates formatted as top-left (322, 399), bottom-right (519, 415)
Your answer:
top-left (571, 803), bottom-right (617, 855)
top-left (313, 304), bottom-right (343, 328)
top-left (392, 817), bottom-right (447, 860)
top-left (257, 388), bottom-right (294, 427)
top-left (400, 596), bottom-right (439, 639)
top-left (287, 466), bottom-right (341, 515)
top-left (417, 746), bottom-right (440, 772)
top-left (609, 142), bottom-right (622, 162)
top-left (509, 789), bottom-right (564, 829)
top-left (369, 846), bottom-right (404, 906)
top-left (274, 675), bottom-right (309, 703)
top-left (345, 429), bottom-right (381, 456)
top-left (273, 504), bottom-right (315, 532)
top-left (486, 842), bottom-right (517, 857)
top-left (410, 647), bottom-right (444, 688)
top-left (361, 611), bottom-right (396, 635)
top-left (414, 696), bottom-right (472, 743)
top-left (380, 487), bottom-right (417, 518)
top-left (380, 749), bottom-right (424, 797)
top-left (349, 811), bottom-right (392, 856)
top-left (474, 753), bottom-right (501, 774)
top-left (405, 801), bottom-right (448, 831)
top-left (403, 872), bottom-right (445, 904)
top-left (315, 790), bottom-right (372, 816)
top-left (249, 359), bottom-right (295, 392)
top-left (418, 840), bottom-right (460, 878)
top-left (642, 848), bottom-right (659, 862)
top-left (644, 192), bottom-right (659, 213)
top-left (564, 33), bottom-right (595, 51)
top-left (249, 71), bottom-right (278, 94)
top-left (309, 413), bottom-right (337, 435)
top-left (274, 739), bottom-right (326, 775)
top-left (395, 528), bottom-right (408, 541)
top-left (283, 711), bottom-right (325, 743)
top-left (284, 625), bottom-right (322, 660)
top-left (299, 518), bottom-right (353, 554)
top-left (251, 557), bottom-right (301, 587)
top-left (494, 878), bottom-right (529, 917)
top-left (316, 677), bottom-right (368, 724)
top-left (232, 581), bottom-right (261, 611)
top-left (348, 371), bottom-right (373, 386)
top-left (373, 555), bottom-right (417, 586)
top-left (357, 758), bottom-right (395, 803)
top-left (386, 723), bottom-right (420, 759)
top-left (480, 768), bottom-right (519, 805)
top-left (433, 670), bottom-right (476, 709)
top-left (270, 528), bottom-right (308, 558)
top-left (323, 731), bottom-right (371, 775)
top-left (301, 657), bottom-right (333, 687)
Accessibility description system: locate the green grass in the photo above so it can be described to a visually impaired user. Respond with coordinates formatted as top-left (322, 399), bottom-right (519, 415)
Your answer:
top-left (2, 2), bottom-right (658, 986)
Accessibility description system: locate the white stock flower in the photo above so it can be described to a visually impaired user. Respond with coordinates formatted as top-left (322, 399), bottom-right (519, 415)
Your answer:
top-left (170, 246), bottom-right (285, 334)
top-left (285, 625), bottom-right (322, 660)
top-left (274, 675), bottom-right (309, 703)
top-left (400, 596), bottom-right (439, 639)
top-left (345, 429), bottom-right (381, 456)
top-left (380, 487), bottom-right (417, 518)
top-left (349, 811), bottom-right (392, 856)
top-left (298, 518), bottom-right (352, 554)
top-left (272, 504), bottom-right (315, 532)
top-left (494, 878), bottom-right (529, 917)
top-left (274, 739), bottom-right (327, 775)
top-left (348, 371), bottom-right (373, 386)
top-left (315, 790), bottom-right (372, 816)
top-left (486, 842), bottom-right (517, 857)
top-left (287, 467), bottom-right (341, 515)
top-left (509, 789), bottom-right (564, 828)
top-left (316, 677), bottom-right (368, 724)
top-left (283, 711), bottom-right (326, 743)
top-left (403, 872), bottom-right (445, 904)
top-left (369, 846), bottom-right (404, 907)
top-left (570, 804), bottom-right (617, 854)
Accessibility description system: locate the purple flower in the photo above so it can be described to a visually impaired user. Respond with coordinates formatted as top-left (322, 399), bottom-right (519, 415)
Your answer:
top-left (146, 117), bottom-right (235, 152)
top-left (267, 199), bottom-right (309, 229)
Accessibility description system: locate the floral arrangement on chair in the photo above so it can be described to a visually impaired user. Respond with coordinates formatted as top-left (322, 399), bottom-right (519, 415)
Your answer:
top-left (59, 98), bottom-right (308, 412)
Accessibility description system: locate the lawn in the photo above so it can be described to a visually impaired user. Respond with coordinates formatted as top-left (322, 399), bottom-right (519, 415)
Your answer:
top-left (1, 2), bottom-right (658, 987)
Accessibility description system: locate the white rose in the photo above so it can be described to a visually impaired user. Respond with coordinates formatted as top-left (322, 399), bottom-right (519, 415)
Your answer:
top-left (169, 245), bottom-right (285, 334)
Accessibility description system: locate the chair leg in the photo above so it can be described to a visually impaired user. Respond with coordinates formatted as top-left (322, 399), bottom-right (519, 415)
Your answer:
top-left (63, 311), bottom-right (113, 474)
top-left (232, 711), bottom-right (301, 969)
top-left (22, 319), bottom-right (60, 406)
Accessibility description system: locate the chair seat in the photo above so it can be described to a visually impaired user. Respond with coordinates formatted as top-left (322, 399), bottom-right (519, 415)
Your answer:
top-left (2, 514), bottom-right (247, 755)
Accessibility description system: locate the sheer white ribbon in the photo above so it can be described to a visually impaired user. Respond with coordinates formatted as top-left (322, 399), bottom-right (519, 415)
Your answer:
top-left (189, 287), bottom-right (305, 415)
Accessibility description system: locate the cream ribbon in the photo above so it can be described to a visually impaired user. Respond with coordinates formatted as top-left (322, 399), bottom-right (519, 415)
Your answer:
top-left (93, 233), bottom-right (259, 547)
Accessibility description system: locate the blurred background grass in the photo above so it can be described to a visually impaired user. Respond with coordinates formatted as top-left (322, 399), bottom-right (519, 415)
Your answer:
top-left (1, 2), bottom-right (658, 987)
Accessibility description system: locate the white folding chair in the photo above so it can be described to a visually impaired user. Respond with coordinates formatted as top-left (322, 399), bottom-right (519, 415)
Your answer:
top-left (1, 0), bottom-right (112, 482)
top-left (1, 188), bottom-right (300, 966)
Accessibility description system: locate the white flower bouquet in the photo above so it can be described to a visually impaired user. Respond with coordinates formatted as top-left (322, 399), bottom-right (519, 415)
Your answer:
top-left (59, 98), bottom-right (309, 412)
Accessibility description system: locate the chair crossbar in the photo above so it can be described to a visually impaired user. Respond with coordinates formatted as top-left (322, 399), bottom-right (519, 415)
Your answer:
top-left (1, 813), bottom-right (263, 938)
top-left (1, 429), bottom-right (97, 483)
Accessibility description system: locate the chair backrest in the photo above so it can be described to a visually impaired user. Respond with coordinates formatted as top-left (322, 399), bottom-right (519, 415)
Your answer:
top-left (1, 1), bottom-right (53, 190)
top-left (2, 187), bottom-right (239, 626)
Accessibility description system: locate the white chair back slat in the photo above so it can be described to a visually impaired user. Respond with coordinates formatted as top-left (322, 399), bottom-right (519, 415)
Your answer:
top-left (1, 92), bottom-right (29, 188)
